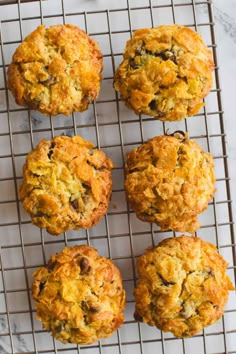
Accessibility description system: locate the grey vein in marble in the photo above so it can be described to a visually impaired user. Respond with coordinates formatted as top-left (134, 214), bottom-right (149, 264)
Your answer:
top-left (0, 316), bottom-right (29, 354)
top-left (199, 3), bottom-right (236, 44)
top-left (214, 6), bottom-right (236, 44)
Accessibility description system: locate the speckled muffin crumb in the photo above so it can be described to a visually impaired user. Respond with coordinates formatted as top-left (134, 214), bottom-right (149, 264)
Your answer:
top-left (7, 24), bottom-right (103, 116)
top-left (134, 235), bottom-right (234, 338)
top-left (32, 245), bottom-right (126, 344)
top-left (114, 24), bottom-right (214, 121)
top-left (125, 132), bottom-right (216, 233)
top-left (19, 135), bottom-right (114, 235)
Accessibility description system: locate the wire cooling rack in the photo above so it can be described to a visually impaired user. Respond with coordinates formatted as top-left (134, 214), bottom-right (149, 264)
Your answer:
top-left (0, 0), bottom-right (235, 353)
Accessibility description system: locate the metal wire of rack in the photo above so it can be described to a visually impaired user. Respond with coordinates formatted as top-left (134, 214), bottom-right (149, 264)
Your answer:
top-left (0, 0), bottom-right (235, 353)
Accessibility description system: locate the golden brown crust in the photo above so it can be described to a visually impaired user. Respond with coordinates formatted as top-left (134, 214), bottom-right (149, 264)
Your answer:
top-left (32, 245), bottom-right (126, 344)
top-left (114, 25), bottom-right (214, 121)
top-left (125, 133), bottom-right (216, 233)
top-left (19, 135), bottom-right (114, 235)
top-left (7, 24), bottom-right (103, 116)
top-left (134, 235), bottom-right (234, 338)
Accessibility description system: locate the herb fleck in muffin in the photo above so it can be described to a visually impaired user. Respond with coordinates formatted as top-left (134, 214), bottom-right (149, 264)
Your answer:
top-left (19, 135), bottom-right (114, 235)
top-left (114, 25), bottom-right (214, 121)
top-left (32, 245), bottom-right (126, 344)
top-left (125, 132), bottom-right (215, 233)
top-left (134, 235), bottom-right (234, 338)
top-left (7, 24), bottom-right (103, 116)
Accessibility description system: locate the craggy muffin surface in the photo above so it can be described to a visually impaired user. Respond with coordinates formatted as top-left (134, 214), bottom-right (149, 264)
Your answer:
top-left (134, 236), bottom-right (234, 338)
top-left (114, 25), bottom-right (214, 121)
top-left (32, 245), bottom-right (126, 344)
top-left (19, 135), bottom-right (114, 235)
top-left (125, 133), bottom-right (215, 233)
top-left (7, 24), bottom-right (103, 116)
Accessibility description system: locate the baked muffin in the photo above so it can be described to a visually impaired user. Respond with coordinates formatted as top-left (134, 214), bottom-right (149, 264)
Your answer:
top-left (114, 25), bottom-right (214, 121)
top-left (7, 24), bottom-right (103, 116)
top-left (32, 245), bottom-right (126, 344)
top-left (125, 132), bottom-right (215, 233)
top-left (19, 135), bottom-right (114, 235)
top-left (134, 235), bottom-right (234, 338)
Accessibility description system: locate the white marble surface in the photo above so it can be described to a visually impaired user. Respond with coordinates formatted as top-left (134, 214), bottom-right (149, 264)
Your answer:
top-left (213, 0), bottom-right (236, 230)
top-left (0, 0), bottom-right (236, 353)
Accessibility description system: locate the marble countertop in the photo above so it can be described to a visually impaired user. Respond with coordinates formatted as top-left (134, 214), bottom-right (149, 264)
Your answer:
top-left (213, 0), bottom-right (236, 229)
top-left (0, 0), bottom-right (235, 353)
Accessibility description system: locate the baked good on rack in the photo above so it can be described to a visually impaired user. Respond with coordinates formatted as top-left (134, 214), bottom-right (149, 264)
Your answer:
top-left (19, 135), bottom-right (114, 235)
top-left (114, 24), bottom-right (214, 121)
top-left (32, 245), bottom-right (126, 344)
top-left (134, 235), bottom-right (234, 338)
top-left (7, 24), bottom-right (103, 116)
top-left (124, 132), bottom-right (215, 233)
